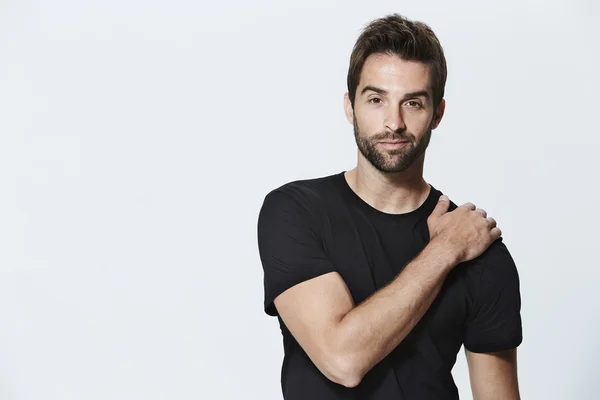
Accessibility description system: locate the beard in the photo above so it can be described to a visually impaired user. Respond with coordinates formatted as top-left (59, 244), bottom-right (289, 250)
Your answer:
top-left (353, 116), bottom-right (433, 173)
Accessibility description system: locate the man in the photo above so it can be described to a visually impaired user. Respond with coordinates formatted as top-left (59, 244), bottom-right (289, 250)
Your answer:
top-left (257, 13), bottom-right (522, 400)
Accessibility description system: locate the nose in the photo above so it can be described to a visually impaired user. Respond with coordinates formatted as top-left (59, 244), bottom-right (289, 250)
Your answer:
top-left (385, 104), bottom-right (406, 132)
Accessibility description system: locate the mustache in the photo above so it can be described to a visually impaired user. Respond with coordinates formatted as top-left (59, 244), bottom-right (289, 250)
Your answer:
top-left (371, 131), bottom-right (413, 141)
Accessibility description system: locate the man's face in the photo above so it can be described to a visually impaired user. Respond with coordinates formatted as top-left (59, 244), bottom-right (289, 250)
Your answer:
top-left (345, 53), bottom-right (444, 173)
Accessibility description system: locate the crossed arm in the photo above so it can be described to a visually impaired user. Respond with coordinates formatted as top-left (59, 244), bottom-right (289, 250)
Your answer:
top-left (273, 241), bottom-right (521, 397)
top-left (273, 251), bottom-right (520, 397)
top-left (273, 241), bottom-right (454, 387)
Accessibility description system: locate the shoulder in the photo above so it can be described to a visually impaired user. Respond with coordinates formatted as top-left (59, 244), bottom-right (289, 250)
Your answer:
top-left (261, 172), bottom-right (343, 215)
top-left (477, 239), bottom-right (518, 275)
top-left (460, 238), bottom-right (520, 292)
top-left (425, 187), bottom-right (516, 277)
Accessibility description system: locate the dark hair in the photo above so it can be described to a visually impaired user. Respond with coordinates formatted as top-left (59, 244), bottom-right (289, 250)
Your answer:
top-left (347, 14), bottom-right (447, 108)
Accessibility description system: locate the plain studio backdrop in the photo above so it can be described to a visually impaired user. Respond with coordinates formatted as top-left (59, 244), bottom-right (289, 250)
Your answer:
top-left (0, 0), bottom-right (598, 399)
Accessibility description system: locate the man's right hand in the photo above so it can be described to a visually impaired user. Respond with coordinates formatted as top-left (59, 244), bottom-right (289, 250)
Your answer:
top-left (427, 194), bottom-right (502, 265)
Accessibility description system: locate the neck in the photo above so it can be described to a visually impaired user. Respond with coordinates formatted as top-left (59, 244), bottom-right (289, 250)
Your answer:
top-left (344, 152), bottom-right (431, 215)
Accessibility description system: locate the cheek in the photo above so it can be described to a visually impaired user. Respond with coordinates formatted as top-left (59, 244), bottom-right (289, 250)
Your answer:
top-left (405, 112), bottom-right (433, 133)
top-left (355, 108), bottom-right (383, 134)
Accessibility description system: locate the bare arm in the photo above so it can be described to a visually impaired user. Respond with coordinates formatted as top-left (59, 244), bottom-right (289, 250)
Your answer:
top-left (274, 240), bottom-right (456, 387)
top-left (272, 196), bottom-right (501, 387)
top-left (466, 348), bottom-right (520, 400)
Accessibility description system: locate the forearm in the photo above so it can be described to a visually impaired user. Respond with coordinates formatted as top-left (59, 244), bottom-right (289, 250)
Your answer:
top-left (333, 240), bottom-right (457, 382)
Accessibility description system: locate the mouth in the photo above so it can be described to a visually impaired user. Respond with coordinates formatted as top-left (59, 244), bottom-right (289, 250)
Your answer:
top-left (378, 141), bottom-right (409, 149)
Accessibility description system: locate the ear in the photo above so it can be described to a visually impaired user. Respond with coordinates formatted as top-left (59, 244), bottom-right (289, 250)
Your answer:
top-left (431, 98), bottom-right (446, 130)
top-left (343, 92), bottom-right (354, 125)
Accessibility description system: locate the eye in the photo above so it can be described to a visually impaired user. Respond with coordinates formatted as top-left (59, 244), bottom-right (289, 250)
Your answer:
top-left (369, 97), bottom-right (383, 104)
top-left (406, 101), bottom-right (422, 109)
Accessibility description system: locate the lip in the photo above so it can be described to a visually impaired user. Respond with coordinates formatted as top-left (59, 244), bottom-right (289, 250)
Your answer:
top-left (378, 141), bottom-right (409, 149)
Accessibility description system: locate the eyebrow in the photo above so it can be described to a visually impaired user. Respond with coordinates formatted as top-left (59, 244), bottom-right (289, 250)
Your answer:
top-left (360, 85), bottom-right (430, 100)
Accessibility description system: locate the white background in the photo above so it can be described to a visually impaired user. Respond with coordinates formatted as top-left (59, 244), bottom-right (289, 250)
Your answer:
top-left (1, 0), bottom-right (599, 399)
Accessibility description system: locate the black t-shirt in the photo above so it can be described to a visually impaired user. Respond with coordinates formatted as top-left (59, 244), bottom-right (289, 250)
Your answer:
top-left (257, 172), bottom-right (523, 400)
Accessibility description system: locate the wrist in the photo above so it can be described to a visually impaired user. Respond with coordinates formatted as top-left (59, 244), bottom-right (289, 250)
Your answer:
top-left (425, 238), bottom-right (460, 271)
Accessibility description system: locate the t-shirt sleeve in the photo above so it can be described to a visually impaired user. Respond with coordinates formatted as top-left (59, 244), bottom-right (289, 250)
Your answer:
top-left (257, 188), bottom-right (337, 317)
top-left (464, 239), bottom-right (523, 353)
